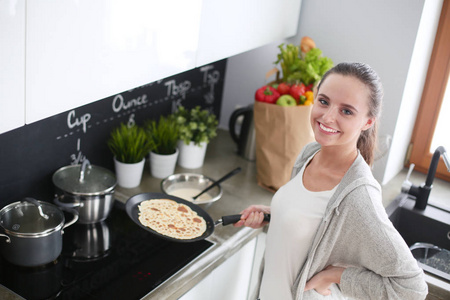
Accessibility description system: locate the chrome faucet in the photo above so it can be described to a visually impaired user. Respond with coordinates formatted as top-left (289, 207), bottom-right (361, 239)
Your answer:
top-left (402, 146), bottom-right (450, 210)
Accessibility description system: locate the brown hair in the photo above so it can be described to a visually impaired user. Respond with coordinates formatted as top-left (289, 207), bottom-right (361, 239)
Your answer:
top-left (317, 62), bottom-right (383, 166)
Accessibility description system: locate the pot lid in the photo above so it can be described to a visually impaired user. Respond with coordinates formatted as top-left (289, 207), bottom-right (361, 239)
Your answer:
top-left (52, 160), bottom-right (117, 195)
top-left (0, 199), bottom-right (64, 235)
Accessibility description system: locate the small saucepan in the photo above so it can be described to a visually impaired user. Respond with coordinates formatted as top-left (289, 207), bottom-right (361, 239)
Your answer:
top-left (52, 159), bottom-right (117, 224)
top-left (0, 197), bottom-right (78, 267)
top-left (125, 192), bottom-right (270, 243)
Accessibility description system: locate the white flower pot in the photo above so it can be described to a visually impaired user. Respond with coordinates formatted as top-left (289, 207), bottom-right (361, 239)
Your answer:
top-left (114, 157), bottom-right (145, 188)
top-left (177, 140), bottom-right (208, 169)
top-left (149, 148), bottom-right (179, 179)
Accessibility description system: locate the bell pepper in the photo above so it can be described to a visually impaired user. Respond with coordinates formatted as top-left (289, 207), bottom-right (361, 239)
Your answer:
top-left (304, 91), bottom-right (314, 103)
top-left (255, 86), bottom-right (280, 104)
top-left (303, 91), bottom-right (314, 105)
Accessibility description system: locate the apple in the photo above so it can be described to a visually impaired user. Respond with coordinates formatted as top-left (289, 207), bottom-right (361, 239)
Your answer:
top-left (276, 95), bottom-right (297, 107)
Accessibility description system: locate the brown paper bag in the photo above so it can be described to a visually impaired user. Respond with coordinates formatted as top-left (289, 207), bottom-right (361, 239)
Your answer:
top-left (254, 100), bottom-right (315, 192)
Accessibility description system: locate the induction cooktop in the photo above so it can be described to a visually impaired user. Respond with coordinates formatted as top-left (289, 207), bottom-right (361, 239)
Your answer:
top-left (0, 201), bottom-right (213, 300)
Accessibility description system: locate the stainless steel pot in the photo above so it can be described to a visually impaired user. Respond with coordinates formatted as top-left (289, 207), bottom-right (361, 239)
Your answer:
top-left (0, 198), bottom-right (78, 267)
top-left (52, 159), bottom-right (117, 224)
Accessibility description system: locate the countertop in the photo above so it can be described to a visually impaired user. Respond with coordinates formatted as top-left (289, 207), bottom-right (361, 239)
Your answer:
top-left (1, 129), bottom-right (449, 299)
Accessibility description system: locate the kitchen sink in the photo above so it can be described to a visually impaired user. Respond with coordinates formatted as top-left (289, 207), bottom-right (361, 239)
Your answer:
top-left (386, 194), bottom-right (450, 282)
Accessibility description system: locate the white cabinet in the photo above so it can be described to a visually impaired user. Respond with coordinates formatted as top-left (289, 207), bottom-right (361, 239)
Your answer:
top-left (0, 0), bottom-right (25, 134)
top-left (1, 0), bottom-right (302, 129)
top-left (25, 0), bottom-right (202, 124)
top-left (180, 233), bottom-right (266, 300)
top-left (196, 0), bottom-right (302, 66)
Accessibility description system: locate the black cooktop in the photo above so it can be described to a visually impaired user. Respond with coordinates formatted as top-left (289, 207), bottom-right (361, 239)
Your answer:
top-left (0, 201), bottom-right (213, 300)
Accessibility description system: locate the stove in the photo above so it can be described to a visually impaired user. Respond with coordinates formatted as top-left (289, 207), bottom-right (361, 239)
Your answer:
top-left (0, 201), bottom-right (213, 300)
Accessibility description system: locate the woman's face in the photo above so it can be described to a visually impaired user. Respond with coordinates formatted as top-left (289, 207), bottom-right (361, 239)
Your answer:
top-left (310, 74), bottom-right (374, 149)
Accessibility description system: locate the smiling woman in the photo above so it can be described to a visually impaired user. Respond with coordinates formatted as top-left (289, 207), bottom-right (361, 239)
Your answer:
top-left (237, 63), bottom-right (428, 300)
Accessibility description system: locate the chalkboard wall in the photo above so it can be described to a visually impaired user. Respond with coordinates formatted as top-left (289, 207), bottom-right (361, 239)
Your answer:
top-left (0, 60), bottom-right (227, 207)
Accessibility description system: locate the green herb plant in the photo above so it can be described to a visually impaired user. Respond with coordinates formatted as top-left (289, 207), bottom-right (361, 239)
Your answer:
top-left (108, 123), bottom-right (151, 164)
top-left (173, 106), bottom-right (218, 146)
top-left (145, 115), bottom-right (179, 155)
top-left (275, 44), bottom-right (333, 85)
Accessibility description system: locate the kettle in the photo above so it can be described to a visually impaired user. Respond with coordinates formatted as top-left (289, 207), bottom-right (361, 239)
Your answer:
top-left (228, 105), bottom-right (256, 161)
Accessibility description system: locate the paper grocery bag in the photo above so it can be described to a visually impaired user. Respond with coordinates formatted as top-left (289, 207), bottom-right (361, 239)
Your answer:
top-left (254, 101), bottom-right (315, 192)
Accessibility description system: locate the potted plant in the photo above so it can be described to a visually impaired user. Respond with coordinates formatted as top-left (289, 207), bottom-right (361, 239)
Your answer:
top-left (173, 106), bottom-right (218, 169)
top-left (108, 123), bottom-right (150, 188)
top-left (144, 115), bottom-right (180, 178)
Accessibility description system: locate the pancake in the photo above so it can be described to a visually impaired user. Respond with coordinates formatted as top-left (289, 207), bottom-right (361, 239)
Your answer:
top-left (138, 199), bottom-right (207, 239)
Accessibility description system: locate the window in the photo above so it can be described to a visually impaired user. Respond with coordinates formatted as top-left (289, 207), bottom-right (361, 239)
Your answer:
top-left (409, 0), bottom-right (450, 182)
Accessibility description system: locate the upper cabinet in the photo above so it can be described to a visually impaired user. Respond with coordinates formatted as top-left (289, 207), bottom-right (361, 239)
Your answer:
top-left (0, 0), bottom-right (302, 132)
top-left (0, 0), bottom-right (26, 133)
top-left (196, 0), bottom-right (302, 66)
top-left (25, 0), bottom-right (202, 124)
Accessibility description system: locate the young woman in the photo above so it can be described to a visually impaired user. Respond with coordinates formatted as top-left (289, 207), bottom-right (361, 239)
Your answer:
top-left (235, 62), bottom-right (428, 299)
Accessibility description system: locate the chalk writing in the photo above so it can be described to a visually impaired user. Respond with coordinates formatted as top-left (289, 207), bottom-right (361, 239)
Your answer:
top-left (204, 91), bottom-right (214, 105)
top-left (202, 66), bottom-right (220, 105)
top-left (200, 65), bottom-right (214, 84)
top-left (165, 79), bottom-right (191, 99)
top-left (127, 114), bottom-right (136, 128)
top-left (70, 138), bottom-right (87, 165)
top-left (171, 99), bottom-right (183, 113)
top-left (112, 93), bottom-right (148, 113)
top-left (67, 110), bottom-right (91, 133)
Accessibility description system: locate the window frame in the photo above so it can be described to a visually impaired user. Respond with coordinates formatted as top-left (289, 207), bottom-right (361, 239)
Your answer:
top-left (408, 0), bottom-right (450, 182)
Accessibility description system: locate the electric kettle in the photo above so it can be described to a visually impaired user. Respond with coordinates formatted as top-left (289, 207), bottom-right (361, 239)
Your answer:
top-left (228, 105), bottom-right (256, 161)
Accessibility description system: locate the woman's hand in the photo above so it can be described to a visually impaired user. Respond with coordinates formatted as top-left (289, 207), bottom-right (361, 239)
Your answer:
top-left (304, 265), bottom-right (345, 296)
top-left (233, 205), bottom-right (270, 229)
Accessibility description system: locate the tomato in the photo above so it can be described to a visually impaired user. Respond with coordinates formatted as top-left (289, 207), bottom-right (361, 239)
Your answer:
top-left (289, 83), bottom-right (306, 103)
top-left (277, 82), bottom-right (291, 95)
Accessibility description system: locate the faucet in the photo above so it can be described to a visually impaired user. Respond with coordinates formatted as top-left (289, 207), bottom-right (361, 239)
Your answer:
top-left (402, 146), bottom-right (450, 210)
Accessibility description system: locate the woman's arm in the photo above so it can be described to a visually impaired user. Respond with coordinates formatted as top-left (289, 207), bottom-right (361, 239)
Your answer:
top-left (336, 186), bottom-right (428, 299)
top-left (304, 265), bottom-right (345, 296)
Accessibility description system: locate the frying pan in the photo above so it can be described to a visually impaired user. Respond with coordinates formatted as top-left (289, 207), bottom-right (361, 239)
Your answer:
top-left (125, 192), bottom-right (270, 243)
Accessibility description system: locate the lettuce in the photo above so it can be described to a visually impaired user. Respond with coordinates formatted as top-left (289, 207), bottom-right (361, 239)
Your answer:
top-left (275, 44), bottom-right (333, 85)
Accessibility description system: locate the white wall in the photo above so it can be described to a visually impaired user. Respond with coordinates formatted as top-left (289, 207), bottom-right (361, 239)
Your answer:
top-left (220, 0), bottom-right (442, 185)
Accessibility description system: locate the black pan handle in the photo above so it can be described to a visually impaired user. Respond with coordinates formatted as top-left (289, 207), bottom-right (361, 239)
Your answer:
top-left (219, 214), bottom-right (271, 226)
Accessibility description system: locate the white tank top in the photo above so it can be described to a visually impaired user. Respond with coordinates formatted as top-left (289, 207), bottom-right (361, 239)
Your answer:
top-left (259, 153), bottom-right (337, 300)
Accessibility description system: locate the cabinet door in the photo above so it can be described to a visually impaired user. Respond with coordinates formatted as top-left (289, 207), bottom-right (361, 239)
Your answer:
top-left (196, 0), bottom-right (302, 67)
top-left (25, 0), bottom-right (202, 124)
top-left (180, 236), bottom-right (262, 300)
top-left (0, 0), bottom-right (25, 134)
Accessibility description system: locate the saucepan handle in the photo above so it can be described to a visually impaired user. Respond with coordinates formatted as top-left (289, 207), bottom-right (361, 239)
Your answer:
top-left (23, 197), bottom-right (49, 220)
top-left (54, 194), bottom-right (83, 208)
top-left (53, 196), bottom-right (80, 230)
top-left (0, 233), bottom-right (11, 244)
top-left (60, 206), bottom-right (79, 230)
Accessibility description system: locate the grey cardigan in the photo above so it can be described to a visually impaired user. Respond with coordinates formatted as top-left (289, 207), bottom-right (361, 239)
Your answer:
top-left (287, 142), bottom-right (428, 299)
